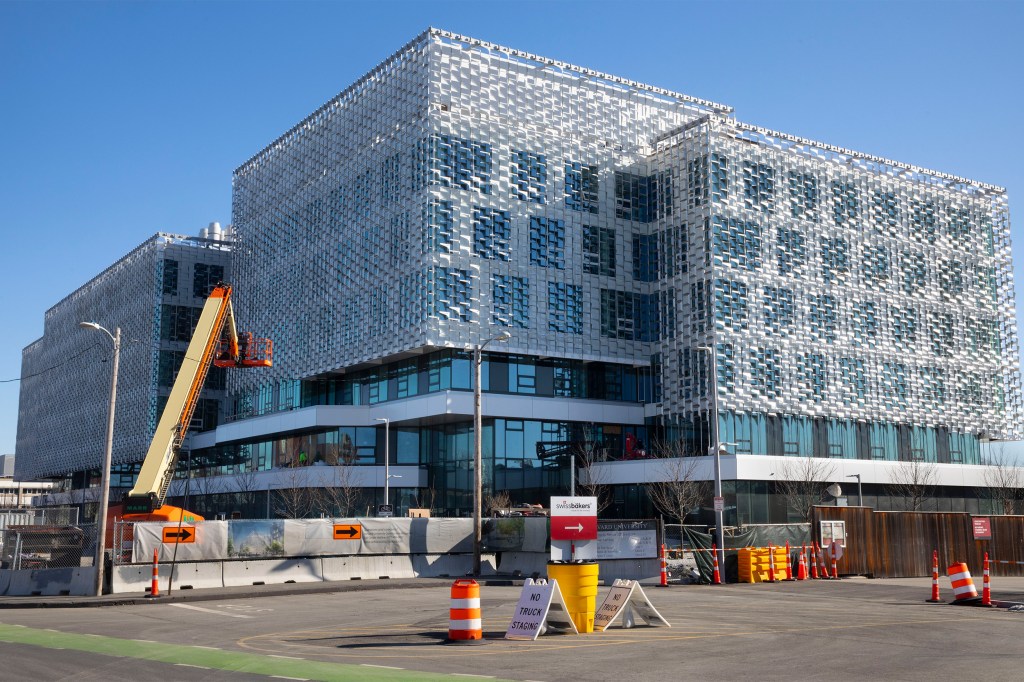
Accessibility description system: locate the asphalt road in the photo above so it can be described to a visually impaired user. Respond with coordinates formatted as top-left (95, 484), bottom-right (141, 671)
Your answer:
top-left (2, 577), bottom-right (1023, 681)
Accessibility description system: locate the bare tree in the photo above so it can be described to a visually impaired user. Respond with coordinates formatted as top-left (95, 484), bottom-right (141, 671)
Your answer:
top-left (575, 433), bottom-right (613, 512)
top-left (484, 489), bottom-right (512, 516)
top-left (981, 445), bottom-right (1024, 514)
top-left (646, 444), bottom-right (709, 525)
top-left (273, 468), bottom-right (312, 519)
top-left (310, 463), bottom-right (363, 518)
top-left (888, 459), bottom-right (937, 512)
top-left (233, 464), bottom-right (263, 518)
top-left (776, 457), bottom-right (839, 522)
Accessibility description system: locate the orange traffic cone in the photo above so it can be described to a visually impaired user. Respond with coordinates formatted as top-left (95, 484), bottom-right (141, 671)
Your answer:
top-left (927, 549), bottom-right (942, 603)
top-left (797, 544), bottom-right (808, 581)
top-left (784, 541), bottom-right (795, 581)
top-left (810, 543), bottom-right (819, 579)
top-left (712, 543), bottom-right (721, 585)
top-left (982, 552), bottom-right (993, 607)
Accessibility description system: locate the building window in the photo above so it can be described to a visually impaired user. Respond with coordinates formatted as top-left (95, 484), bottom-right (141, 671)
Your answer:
top-left (871, 190), bottom-right (901, 231)
top-left (615, 171), bottom-right (672, 222)
top-left (428, 267), bottom-right (472, 322)
top-left (742, 162), bottom-right (775, 212)
top-left (776, 227), bottom-right (806, 276)
top-left (710, 153), bottom-right (729, 202)
top-left (852, 301), bottom-right (879, 348)
top-left (472, 207), bottom-right (511, 261)
top-left (632, 233), bottom-right (659, 282)
top-left (583, 225), bottom-right (616, 277)
top-left (688, 154), bottom-right (709, 208)
top-left (380, 153), bottom-right (402, 204)
top-left (808, 294), bottom-right (838, 342)
top-left (798, 353), bottom-right (828, 402)
top-left (820, 237), bottom-right (850, 284)
top-left (862, 244), bottom-right (891, 284)
top-left (415, 134), bottom-right (493, 194)
top-left (715, 279), bottom-right (749, 330)
top-left (749, 347), bottom-right (782, 398)
top-left (600, 289), bottom-right (638, 340)
top-left (529, 217), bottom-right (565, 269)
top-left (424, 199), bottom-right (455, 253)
top-left (938, 258), bottom-right (966, 301)
top-left (788, 171), bottom-right (819, 220)
top-left (831, 181), bottom-right (860, 225)
top-left (883, 361), bottom-right (909, 406)
top-left (565, 161), bottom-right (598, 213)
top-left (493, 275), bottom-right (529, 328)
top-left (946, 205), bottom-right (973, 244)
top-left (548, 282), bottom-right (582, 334)
top-left (160, 304), bottom-right (203, 341)
top-left (162, 259), bottom-right (178, 296)
top-left (910, 199), bottom-right (939, 244)
top-left (890, 305), bottom-right (918, 350)
top-left (193, 263), bottom-right (224, 298)
top-left (714, 216), bottom-right (762, 271)
top-left (511, 149), bottom-right (547, 204)
top-left (927, 311), bottom-right (955, 357)
top-left (899, 251), bottom-right (927, 295)
top-left (763, 286), bottom-right (795, 332)
top-left (839, 357), bottom-right (869, 403)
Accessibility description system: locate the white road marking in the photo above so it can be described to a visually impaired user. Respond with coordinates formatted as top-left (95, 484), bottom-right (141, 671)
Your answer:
top-left (168, 603), bottom-right (254, 618)
top-left (361, 664), bottom-right (405, 670)
top-left (175, 663), bottom-right (211, 670)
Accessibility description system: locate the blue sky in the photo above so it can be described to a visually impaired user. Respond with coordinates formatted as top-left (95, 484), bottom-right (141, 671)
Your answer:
top-left (2, 0), bottom-right (1023, 462)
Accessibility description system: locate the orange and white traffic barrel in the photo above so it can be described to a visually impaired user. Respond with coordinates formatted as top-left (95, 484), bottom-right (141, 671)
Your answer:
top-left (448, 579), bottom-right (482, 641)
top-left (947, 562), bottom-right (978, 602)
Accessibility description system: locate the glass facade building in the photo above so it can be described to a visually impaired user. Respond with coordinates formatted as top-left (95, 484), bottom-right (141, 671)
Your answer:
top-left (16, 30), bottom-right (1022, 522)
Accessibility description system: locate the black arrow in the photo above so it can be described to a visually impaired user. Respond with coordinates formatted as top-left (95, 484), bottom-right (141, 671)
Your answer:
top-left (334, 527), bottom-right (359, 538)
top-left (165, 529), bottom-right (193, 541)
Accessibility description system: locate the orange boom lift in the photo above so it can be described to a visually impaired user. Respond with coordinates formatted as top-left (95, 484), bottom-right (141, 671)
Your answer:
top-left (119, 284), bottom-right (271, 523)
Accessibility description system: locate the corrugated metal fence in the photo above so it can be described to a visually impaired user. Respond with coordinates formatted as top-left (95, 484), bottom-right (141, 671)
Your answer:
top-left (812, 506), bottom-right (1024, 578)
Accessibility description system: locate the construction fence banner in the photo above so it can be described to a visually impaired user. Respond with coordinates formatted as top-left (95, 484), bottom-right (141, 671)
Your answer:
top-left (131, 517), bottom-right (551, 563)
top-left (681, 524), bottom-right (811, 584)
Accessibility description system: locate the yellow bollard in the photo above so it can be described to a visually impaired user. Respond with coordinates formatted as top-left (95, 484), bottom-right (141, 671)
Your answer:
top-left (547, 562), bottom-right (600, 633)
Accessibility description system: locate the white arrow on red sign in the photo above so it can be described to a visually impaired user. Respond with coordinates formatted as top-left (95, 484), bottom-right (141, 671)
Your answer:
top-left (550, 496), bottom-right (598, 541)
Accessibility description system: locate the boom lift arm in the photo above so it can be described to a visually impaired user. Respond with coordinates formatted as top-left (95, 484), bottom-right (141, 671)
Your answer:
top-left (122, 284), bottom-right (271, 521)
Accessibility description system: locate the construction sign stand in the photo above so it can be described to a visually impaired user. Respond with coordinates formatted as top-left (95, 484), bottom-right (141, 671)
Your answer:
top-left (505, 579), bottom-right (579, 640)
top-left (594, 579), bottom-right (671, 631)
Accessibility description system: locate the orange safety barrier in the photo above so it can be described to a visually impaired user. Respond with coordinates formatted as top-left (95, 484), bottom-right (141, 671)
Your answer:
top-left (660, 544), bottom-right (668, 587)
top-left (448, 579), bottom-right (482, 641)
top-left (927, 549), bottom-right (942, 603)
top-left (147, 549), bottom-right (159, 598)
top-left (947, 562), bottom-right (978, 602)
top-left (982, 553), bottom-right (993, 607)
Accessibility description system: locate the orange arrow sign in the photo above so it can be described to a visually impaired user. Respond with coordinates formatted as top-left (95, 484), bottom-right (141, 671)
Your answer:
top-left (333, 524), bottom-right (361, 540)
top-left (162, 526), bottom-right (195, 543)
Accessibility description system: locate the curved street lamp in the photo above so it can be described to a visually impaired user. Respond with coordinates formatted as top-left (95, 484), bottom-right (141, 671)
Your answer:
top-left (473, 331), bottom-right (511, 576)
top-left (78, 321), bottom-right (121, 596)
top-left (696, 345), bottom-right (727, 575)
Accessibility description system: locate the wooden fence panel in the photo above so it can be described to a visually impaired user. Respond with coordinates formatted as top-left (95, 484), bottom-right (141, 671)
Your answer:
top-left (812, 507), bottom-right (1024, 578)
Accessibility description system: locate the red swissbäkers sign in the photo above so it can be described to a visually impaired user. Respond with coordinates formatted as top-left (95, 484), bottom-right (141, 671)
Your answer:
top-left (550, 496), bottom-right (598, 541)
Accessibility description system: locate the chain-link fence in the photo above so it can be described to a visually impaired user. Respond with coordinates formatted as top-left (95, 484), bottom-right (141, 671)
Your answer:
top-left (1, 524), bottom-right (95, 570)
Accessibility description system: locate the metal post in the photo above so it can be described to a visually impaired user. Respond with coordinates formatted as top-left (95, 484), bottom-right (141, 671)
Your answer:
top-left (698, 345), bottom-right (726, 575)
top-left (79, 322), bottom-right (119, 597)
top-left (847, 473), bottom-right (863, 506)
top-left (473, 332), bottom-right (510, 576)
top-left (376, 417), bottom-right (390, 508)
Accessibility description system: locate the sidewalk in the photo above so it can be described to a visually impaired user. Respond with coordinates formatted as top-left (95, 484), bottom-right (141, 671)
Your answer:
top-left (0, 575), bottom-right (524, 609)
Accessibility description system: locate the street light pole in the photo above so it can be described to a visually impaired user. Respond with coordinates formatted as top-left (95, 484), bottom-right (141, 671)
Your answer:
top-left (79, 322), bottom-right (120, 597)
top-left (473, 331), bottom-right (511, 576)
top-left (697, 345), bottom-right (726, 575)
top-left (847, 473), bottom-right (863, 507)
top-left (375, 417), bottom-right (390, 508)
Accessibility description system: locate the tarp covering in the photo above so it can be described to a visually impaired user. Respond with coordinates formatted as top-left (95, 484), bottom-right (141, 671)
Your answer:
top-left (682, 524), bottom-right (810, 583)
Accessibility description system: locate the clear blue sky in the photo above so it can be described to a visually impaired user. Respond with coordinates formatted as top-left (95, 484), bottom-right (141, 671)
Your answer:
top-left (2, 0), bottom-right (1023, 463)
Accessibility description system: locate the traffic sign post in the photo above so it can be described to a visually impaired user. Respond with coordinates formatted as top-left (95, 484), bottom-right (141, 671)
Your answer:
top-left (333, 523), bottom-right (362, 540)
top-left (550, 496), bottom-right (598, 541)
top-left (162, 526), bottom-right (195, 543)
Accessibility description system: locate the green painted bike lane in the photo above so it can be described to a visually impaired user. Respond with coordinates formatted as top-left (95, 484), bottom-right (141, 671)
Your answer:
top-left (0, 623), bottom-right (510, 681)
